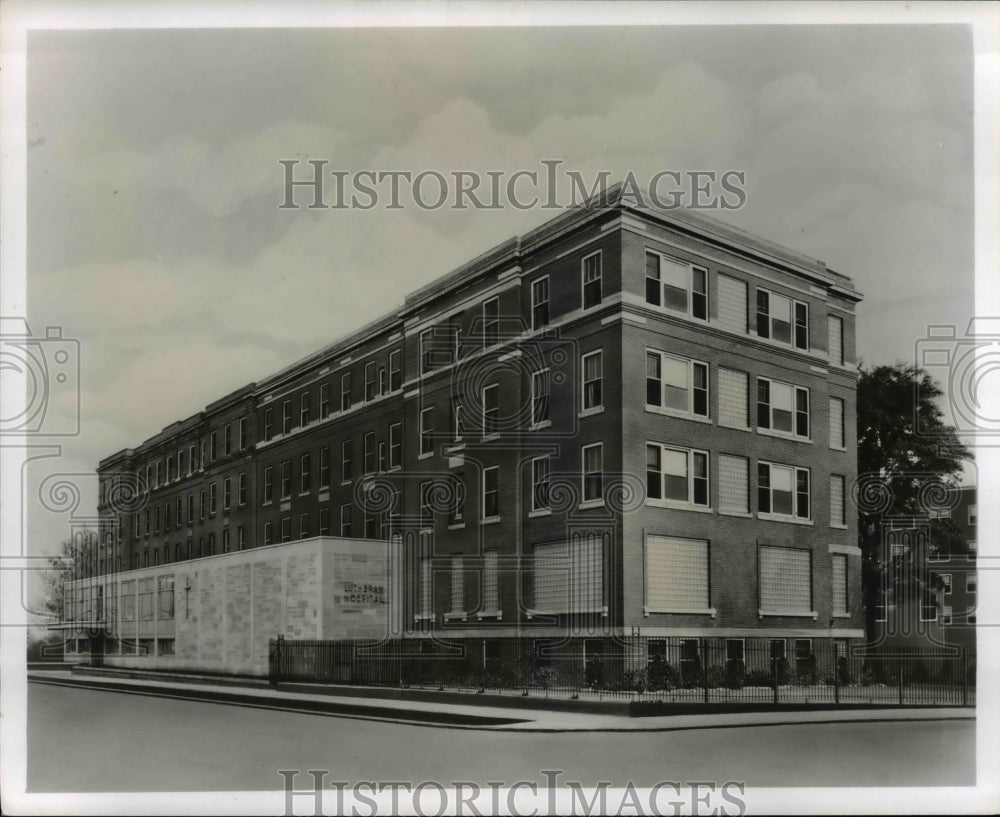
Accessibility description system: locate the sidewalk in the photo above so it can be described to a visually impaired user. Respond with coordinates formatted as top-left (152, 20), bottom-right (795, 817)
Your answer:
top-left (28, 669), bottom-right (975, 733)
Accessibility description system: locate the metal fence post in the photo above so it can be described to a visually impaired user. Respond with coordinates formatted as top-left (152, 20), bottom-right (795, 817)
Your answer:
top-left (701, 638), bottom-right (709, 704)
top-left (961, 653), bottom-right (968, 707)
top-left (833, 644), bottom-right (840, 706)
top-left (897, 656), bottom-right (904, 706)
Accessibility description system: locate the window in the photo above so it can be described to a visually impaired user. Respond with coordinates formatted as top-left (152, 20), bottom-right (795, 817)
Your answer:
top-left (280, 460), bottom-right (292, 500)
top-left (263, 408), bottom-right (273, 440)
top-left (364, 432), bottom-right (376, 474)
top-left (378, 367), bottom-right (387, 396)
top-left (341, 440), bottom-right (352, 482)
top-left (757, 379), bottom-right (809, 438)
top-left (187, 444), bottom-right (195, 474)
top-left (222, 529), bottom-right (231, 553)
top-left (829, 397), bottom-right (845, 449)
top-left (645, 252), bottom-right (707, 320)
top-left (718, 454), bottom-right (749, 514)
top-left (482, 384), bottom-right (500, 435)
top-left (319, 447), bottom-right (331, 489)
top-left (532, 456), bottom-right (550, 512)
top-left (341, 372), bottom-right (352, 412)
top-left (378, 441), bottom-right (387, 473)
top-left (300, 453), bottom-right (312, 493)
top-left (533, 537), bottom-right (603, 613)
top-left (581, 351), bottom-right (602, 411)
top-left (828, 315), bottom-right (844, 365)
top-left (482, 297), bottom-right (500, 348)
top-left (645, 535), bottom-right (710, 613)
top-left (300, 392), bottom-right (312, 427)
top-left (450, 556), bottom-right (464, 615)
top-left (760, 546), bottom-right (813, 614)
top-left (758, 462), bottom-right (810, 519)
top-left (756, 289), bottom-right (808, 350)
top-left (941, 605), bottom-right (953, 626)
top-left (830, 475), bottom-right (846, 527)
top-left (298, 513), bottom-right (309, 539)
top-left (209, 483), bottom-right (217, 515)
top-left (420, 408), bottom-right (434, 455)
top-left (531, 276), bottom-right (549, 330)
top-left (365, 362), bottom-right (376, 402)
top-left (832, 554), bottom-right (848, 615)
top-left (263, 523), bottom-right (272, 546)
top-left (155, 460), bottom-right (162, 487)
top-left (647, 444), bottom-right (709, 507)
top-left (238, 526), bottom-right (247, 550)
top-left (199, 490), bottom-right (206, 521)
top-left (280, 518), bottom-right (291, 543)
top-left (717, 368), bottom-right (749, 429)
top-left (138, 578), bottom-right (155, 621)
top-left (968, 504), bottom-right (977, 526)
top-left (223, 477), bottom-right (232, 511)
top-left (531, 369), bottom-right (550, 426)
top-left (582, 444), bottom-right (603, 502)
top-left (263, 467), bottom-right (273, 503)
top-left (389, 424), bottom-right (402, 469)
top-left (482, 466), bottom-right (500, 520)
top-left (419, 557), bottom-right (433, 619)
top-left (582, 251), bottom-right (602, 309)
top-left (448, 474), bottom-right (465, 525)
top-left (941, 574), bottom-right (952, 595)
top-left (482, 551), bottom-right (499, 612)
top-left (187, 493), bottom-right (194, 524)
top-left (967, 574), bottom-right (977, 593)
top-left (419, 482), bottom-right (434, 529)
top-left (224, 424), bottom-right (233, 456)
top-left (317, 509), bottom-right (329, 537)
top-left (150, 577), bottom-right (174, 625)
top-left (451, 395), bottom-right (464, 441)
top-left (646, 351), bottom-right (708, 417)
top-left (389, 350), bottom-right (402, 392)
top-left (420, 329), bottom-right (435, 374)
top-left (281, 400), bottom-right (292, 435)
top-left (340, 504), bottom-right (353, 537)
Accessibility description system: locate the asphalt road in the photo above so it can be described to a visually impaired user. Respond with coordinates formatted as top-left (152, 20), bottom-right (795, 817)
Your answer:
top-left (27, 682), bottom-right (975, 792)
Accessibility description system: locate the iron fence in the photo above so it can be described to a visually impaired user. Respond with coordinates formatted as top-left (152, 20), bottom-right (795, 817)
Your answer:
top-left (268, 635), bottom-right (974, 707)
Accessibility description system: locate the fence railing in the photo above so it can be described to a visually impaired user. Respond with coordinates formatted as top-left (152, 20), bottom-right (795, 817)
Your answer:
top-left (268, 636), bottom-right (974, 707)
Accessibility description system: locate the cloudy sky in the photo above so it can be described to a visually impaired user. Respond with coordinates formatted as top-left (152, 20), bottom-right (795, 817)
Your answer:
top-left (21, 22), bottom-right (975, 591)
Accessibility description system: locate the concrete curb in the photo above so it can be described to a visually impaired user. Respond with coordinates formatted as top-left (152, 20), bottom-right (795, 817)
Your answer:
top-left (30, 671), bottom-right (975, 733)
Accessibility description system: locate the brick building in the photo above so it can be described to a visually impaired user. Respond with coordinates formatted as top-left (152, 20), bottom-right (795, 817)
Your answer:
top-left (61, 185), bottom-right (864, 677)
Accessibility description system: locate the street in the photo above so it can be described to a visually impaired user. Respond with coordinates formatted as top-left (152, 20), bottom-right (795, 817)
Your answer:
top-left (27, 682), bottom-right (975, 792)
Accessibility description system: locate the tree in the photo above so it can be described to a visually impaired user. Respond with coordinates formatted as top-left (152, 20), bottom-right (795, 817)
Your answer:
top-left (39, 530), bottom-right (100, 621)
top-left (856, 363), bottom-right (971, 635)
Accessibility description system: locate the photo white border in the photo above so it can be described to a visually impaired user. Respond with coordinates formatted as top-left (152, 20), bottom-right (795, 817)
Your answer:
top-left (1, 1), bottom-right (997, 814)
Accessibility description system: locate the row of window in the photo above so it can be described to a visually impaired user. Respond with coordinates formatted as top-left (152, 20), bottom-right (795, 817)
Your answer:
top-left (128, 526), bottom-right (250, 569)
top-left (409, 537), bottom-right (849, 620)
top-left (120, 419), bottom-right (250, 499)
top-left (133, 474), bottom-right (249, 537)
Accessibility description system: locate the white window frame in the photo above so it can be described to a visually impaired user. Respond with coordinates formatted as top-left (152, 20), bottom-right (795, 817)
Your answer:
top-left (389, 423), bottom-right (402, 469)
top-left (531, 368), bottom-right (550, 427)
top-left (756, 287), bottom-right (809, 350)
top-left (645, 350), bottom-right (709, 419)
top-left (482, 383), bottom-right (500, 438)
top-left (757, 377), bottom-right (810, 439)
top-left (389, 349), bottom-right (402, 392)
top-left (644, 250), bottom-right (708, 320)
top-left (581, 250), bottom-right (602, 310)
top-left (300, 393), bottom-right (311, 427)
top-left (482, 466), bottom-right (500, 521)
top-left (531, 275), bottom-right (549, 330)
top-left (340, 372), bottom-right (352, 412)
top-left (581, 350), bottom-right (603, 413)
top-left (364, 431), bottom-right (376, 474)
top-left (829, 474), bottom-right (846, 528)
top-left (364, 361), bottom-right (376, 402)
top-left (581, 443), bottom-right (603, 505)
top-left (531, 455), bottom-right (551, 513)
top-left (758, 461), bottom-right (811, 522)
top-left (646, 443), bottom-right (710, 509)
top-left (419, 407), bottom-right (434, 456)
top-left (282, 400), bottom-right (292, 435)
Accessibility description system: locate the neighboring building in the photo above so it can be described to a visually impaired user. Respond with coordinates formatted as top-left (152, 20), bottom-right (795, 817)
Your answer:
top-left (871, 486), bottom-right (977, 664)
top-left (59, 184), bottom-right (864, 676)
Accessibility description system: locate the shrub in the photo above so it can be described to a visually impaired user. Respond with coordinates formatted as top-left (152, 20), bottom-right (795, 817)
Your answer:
top-left (705, 665), bottom-right (728, 689)
top-left (796, 654), bottom-right (819, 686)
top-left (724, 659), bottom-right (746, 690)
top-left (836, 657), bottom-right (853, 686)
top-left (646, 657), bottom-right (681, 691)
